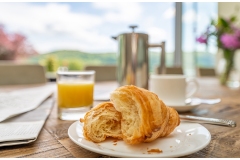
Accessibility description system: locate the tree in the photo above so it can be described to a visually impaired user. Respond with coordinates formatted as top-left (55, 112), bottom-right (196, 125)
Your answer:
top-left (0, 25), bottom-right (38, 60)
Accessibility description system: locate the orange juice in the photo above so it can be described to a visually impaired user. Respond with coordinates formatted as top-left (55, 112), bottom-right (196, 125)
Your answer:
top-left (57, 82), bottom-right (94, 108)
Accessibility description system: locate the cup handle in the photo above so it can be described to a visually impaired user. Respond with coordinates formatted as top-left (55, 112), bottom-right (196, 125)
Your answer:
top-left (186, 78), bottom-right (199, 98)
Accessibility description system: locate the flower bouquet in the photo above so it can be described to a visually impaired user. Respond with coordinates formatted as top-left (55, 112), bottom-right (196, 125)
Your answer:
top-left (197, 15), bottom-right (240, 86)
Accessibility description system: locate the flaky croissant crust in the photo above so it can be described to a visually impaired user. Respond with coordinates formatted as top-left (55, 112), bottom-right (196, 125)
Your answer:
top-left (110, 85), bottom-right (180, 144)
top-left (81, 102), bottom-right (122, 143)
top-left (81, 85), bottom-right (180, 144)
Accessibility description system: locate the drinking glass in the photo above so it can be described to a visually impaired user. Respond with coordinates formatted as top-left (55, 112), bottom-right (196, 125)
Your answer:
top-left (57, 69), bottom-right (95, 120)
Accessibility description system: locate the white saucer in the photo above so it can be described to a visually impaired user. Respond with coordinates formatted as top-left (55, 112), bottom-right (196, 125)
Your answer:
top-left (166, 98), bottom-right (201, 112)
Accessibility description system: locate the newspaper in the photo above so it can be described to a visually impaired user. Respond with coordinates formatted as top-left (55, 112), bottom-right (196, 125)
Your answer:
top-left (0, 85), bottom-right (55, 147)
top-left (0, 85), bottom-right (54, 122)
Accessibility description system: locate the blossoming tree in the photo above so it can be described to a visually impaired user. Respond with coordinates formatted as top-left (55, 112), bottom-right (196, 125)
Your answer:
top-left (0, 25), bottom-right (38, 60)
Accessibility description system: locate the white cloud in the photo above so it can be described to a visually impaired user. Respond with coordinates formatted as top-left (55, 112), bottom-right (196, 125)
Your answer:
top-left (0, 2), bottom-right (171, 53)
top-left (15, 3), bottom-right (101, 33)
top-left (163, 7), bottom-right (175, 19)
top-left (93, 2), bottom-right (142, 23)
top-left (0, 2), bottom-right (110, 53)
top-left (147, 27), bottom-right (167, 43)
top-left (183, 9), bottom-right (197, 23)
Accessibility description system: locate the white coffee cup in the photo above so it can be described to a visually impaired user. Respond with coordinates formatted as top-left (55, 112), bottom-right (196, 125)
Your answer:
top-left (149, 74), bottom-right (199, 106)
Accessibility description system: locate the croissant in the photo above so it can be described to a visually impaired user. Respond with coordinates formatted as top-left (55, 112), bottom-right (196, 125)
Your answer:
top-left (80, 102), bottom-right (122, 143)
top-left (110, 85), bottom-right (180, 144)
top-left (80, 85), bottom-right (180, 144)
top-left (144, 106), bottom-right (180, 142)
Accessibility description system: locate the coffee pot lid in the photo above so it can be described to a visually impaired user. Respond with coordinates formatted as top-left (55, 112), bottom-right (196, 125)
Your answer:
top-left (112, 25), bottom-right (148, 40)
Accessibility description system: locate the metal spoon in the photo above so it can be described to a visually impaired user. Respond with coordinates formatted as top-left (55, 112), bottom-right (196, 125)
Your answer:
top-left (185, 98), bottom-right (221, 105)
top-left (180, 115), bottom-right (236, 127)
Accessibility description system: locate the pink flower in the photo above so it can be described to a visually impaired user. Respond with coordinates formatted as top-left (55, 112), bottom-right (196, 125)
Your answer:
top-left (234, 28), bottom-right (240, 37)
top-left (196, 35), bottom-right (208, 44)
top-left (220, 33), bottom-right (240, 50)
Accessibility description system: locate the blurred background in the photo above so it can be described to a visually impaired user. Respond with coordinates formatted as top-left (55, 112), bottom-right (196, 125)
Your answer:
top-left (0, 2), bottom-right (239, 79)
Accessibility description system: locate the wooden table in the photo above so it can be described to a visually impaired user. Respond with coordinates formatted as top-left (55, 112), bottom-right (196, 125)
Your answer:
top-left (0, 77), bottom-right (240, 158)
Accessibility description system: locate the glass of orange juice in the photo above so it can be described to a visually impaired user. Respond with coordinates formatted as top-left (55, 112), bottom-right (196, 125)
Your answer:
top-left (57, 69), bottom-right (95, 120)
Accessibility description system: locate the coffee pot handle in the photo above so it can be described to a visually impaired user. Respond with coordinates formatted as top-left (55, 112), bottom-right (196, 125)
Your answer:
top-left (148, 41), bottom-right (166, 74)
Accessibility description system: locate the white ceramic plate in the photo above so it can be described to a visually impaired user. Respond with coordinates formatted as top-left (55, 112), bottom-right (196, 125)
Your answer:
top-left (68, 121), bottom-right (211, 158)
top-left (166, 98), bottom-right (202, 112)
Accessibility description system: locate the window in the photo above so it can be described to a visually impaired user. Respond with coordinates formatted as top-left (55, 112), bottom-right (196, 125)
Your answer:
top-left (0, 2), bottom-right (175, 73)
top-left (181, 2), bottom-right (218, 76)
top-left (0, 2), bottom-right (218, 75)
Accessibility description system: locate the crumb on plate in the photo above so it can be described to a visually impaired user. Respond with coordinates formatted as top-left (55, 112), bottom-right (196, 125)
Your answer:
top-left (147, 148), bottom-right (163, 153)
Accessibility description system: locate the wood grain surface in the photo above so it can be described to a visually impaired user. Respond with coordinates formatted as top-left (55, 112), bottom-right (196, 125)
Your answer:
top-left (0, 77), bottom-right (240, 158)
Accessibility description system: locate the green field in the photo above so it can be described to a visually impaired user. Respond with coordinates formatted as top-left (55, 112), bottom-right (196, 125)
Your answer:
top-left (27, 50), bottom-right (215, 74)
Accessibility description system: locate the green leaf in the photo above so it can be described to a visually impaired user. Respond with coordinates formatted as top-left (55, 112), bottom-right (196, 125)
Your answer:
top-left (219, 17), bottom-right (229, 28)
top-left (210, 19), bottom-right (215, 25)
top-left (230, 16), bottom-right (237, 22)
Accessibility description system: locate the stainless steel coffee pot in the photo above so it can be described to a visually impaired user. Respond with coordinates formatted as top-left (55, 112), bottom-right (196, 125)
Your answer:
top-left (112, 25), bottom-right (165, 89)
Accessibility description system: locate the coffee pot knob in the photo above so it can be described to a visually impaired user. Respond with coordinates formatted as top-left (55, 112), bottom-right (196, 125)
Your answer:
top-left (129, 25), bottom-right (138, 33)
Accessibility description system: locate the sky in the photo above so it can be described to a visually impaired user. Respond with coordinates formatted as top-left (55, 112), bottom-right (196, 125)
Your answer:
top-left (0, 2), bottom-right (217, 54)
